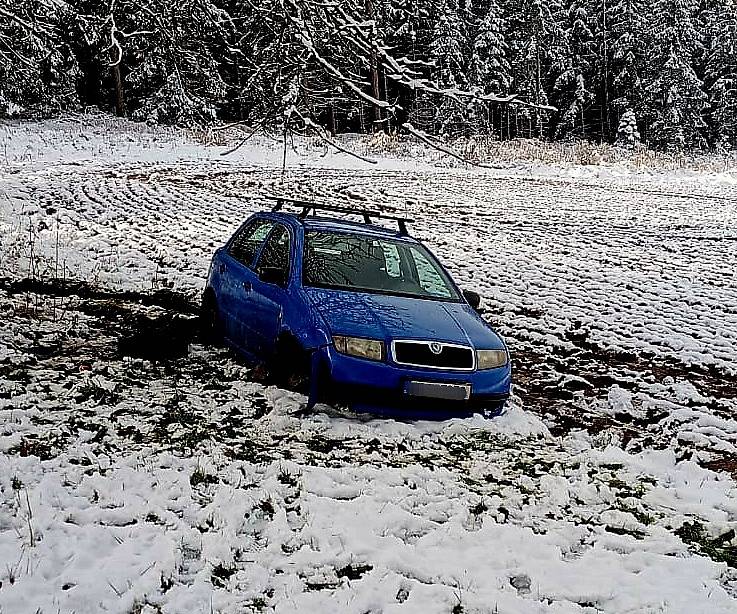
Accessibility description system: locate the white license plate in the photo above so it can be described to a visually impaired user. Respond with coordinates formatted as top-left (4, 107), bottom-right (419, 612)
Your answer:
top-left (404, 381), bottom-right (471, 401)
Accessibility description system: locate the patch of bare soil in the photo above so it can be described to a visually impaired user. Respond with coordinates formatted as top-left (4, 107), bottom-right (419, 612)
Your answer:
top-left (702, 454), bottom-right (737, 480)
top-left (0, 276), bottom-right (201, 362)
top-left (0, 277), bottom-right (198, 315)
top-left (509, 331), bottom-right (736, 452)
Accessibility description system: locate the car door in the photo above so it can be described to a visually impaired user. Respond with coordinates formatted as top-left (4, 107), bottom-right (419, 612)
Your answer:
top-left (250, 224), bottom-right (292, 356)
top-left (220, 219), bottom-right (274, 353)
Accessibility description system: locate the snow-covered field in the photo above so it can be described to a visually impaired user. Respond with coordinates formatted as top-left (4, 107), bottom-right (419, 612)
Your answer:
top-left (1, 118), bottom-right (736, 613)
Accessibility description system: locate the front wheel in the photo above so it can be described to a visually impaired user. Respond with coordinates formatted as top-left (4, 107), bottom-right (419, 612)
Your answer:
top-left (481, 401), bottom-right (506, 418)
top-left (267, 335), bottom-right (312, 394)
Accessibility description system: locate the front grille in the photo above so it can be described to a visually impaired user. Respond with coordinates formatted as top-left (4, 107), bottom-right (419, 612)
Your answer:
top-left (392, 341), bottom-right (474, 370)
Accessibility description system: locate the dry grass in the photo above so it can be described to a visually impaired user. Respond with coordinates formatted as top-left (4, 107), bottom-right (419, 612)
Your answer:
top-left (469, 137), bottom-right (737, 173)
top-left (359, 132), bottom-right (737, 174)
top-left (8, 113), bottom-right (734, 176)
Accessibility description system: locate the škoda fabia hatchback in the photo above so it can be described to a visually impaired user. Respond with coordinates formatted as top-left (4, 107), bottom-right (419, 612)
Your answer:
top-left (201, 200), bottom-right (510, 418)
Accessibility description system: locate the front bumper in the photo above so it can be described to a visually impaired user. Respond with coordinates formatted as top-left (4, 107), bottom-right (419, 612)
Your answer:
top-left (314, 344), bottom-right (511, 418)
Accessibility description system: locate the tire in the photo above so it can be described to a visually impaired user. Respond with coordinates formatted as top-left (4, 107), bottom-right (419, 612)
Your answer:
top-left (199, 292), bottom-right (223, 346)
top-left (482, 401), bottom-right (506, 418)
top-left (268, 335), bottom-right (312, 394)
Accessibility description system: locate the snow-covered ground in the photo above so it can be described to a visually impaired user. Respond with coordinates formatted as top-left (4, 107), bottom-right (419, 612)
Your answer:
top-left (1, 118), bottom-right (736, 613)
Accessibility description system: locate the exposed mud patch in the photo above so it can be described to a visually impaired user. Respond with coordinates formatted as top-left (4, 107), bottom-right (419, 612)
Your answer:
top-left (504, 328), bottom-right (735, 413)
top-left (702, 454), bottom-right (737, 480)
top-left (118, 314), bottom-right (198, 360)
top-left (0, 277), bottom-right (199, 315)
top-left (1, 276), bottom-right (201, 362)
top-left (509, 333), bottom-right (736, 452)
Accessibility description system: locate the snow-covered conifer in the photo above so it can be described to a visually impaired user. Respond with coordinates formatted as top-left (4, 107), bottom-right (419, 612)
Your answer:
top-left (640, 0), bottom-right (708, 150)
top-left (616, 108), bottom-right (640, 147)
top-left (703, 0), bottom-right (737, 149)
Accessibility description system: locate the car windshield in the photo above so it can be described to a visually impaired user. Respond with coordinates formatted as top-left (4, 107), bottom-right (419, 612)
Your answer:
top-left (303, 231), bottom-right (460, 301)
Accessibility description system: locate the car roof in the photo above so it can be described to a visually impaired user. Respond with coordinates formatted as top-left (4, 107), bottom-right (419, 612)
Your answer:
top-left (264, 212), bottom-right (414, 240)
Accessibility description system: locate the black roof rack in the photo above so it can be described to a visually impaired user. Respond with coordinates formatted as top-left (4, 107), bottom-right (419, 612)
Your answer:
top-left (267, 196), bottom-right (412, 236)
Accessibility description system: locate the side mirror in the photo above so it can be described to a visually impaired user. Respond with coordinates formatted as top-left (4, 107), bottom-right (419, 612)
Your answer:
top-left (463, 289), bottom-right (481, 310)
top-left (259, 266), bottom-right (287, 287)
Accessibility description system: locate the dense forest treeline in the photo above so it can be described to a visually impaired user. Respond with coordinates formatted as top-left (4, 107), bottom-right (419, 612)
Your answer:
top-left (1, 0), bottom-right (736, 151)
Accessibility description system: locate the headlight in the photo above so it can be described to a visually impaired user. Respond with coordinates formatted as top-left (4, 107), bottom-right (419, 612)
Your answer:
top-left (333, 336), bottom-right (385, 361)
top-left (476, 349), bottom-right (508, 370)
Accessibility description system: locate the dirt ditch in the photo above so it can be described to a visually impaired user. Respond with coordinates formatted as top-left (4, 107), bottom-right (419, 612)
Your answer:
top-left (0, 276), bottom-right (200, 362)
top-left (0, 276), bottom-right (199, 315)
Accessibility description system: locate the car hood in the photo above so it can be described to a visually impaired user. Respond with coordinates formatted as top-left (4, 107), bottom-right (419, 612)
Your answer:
top-left (305, 288), bottom-right (505, 349)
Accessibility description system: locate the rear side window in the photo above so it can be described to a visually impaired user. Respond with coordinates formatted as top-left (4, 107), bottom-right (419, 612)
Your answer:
top-left (256, 225), bottom-right (291, 276)
top-left (228, 220), bottom-right (274, 267)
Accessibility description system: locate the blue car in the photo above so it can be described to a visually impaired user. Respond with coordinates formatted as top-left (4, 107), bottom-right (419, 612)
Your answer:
top-left (201, 202), bottom-right (511, 418)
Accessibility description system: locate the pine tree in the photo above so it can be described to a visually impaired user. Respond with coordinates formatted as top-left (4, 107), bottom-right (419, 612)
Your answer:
top-left (641, 0), bottom-right (708, 150)
top-left (703, 0), bottom-right (737, 149)
top-left (430, 0), bottom-right (467, 91)
top-left (616, 108), bottom-right (640, 147)
top-left (469, 1), bottom-right (511, 95)
top-left (552, 0), bottom-right (596, 138)
top-left (467, 0), bottom-right (511, 134)
top-left (123, 0), bottom-right (231, 125)
top-left (0, 2), bottom-right (79, 117)
top-left (608, 0), bottom-right (646, 116)
top-left (429, 0), bottom-right (469, 135)
top-left (504, 0), bottom-right (565, 138)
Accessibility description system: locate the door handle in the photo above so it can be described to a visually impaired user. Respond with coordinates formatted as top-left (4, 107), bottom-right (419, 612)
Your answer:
top-left (242, 281), bottom-right (252, 292)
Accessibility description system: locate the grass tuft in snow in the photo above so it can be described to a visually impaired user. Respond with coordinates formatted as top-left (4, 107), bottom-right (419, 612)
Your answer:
top-left (335, 562), bottom-right (373, 581)
top-left (677, 521), bottom-right (737, 569)
top-left (210, 562), bottom-right (236, 588)
top-left (189, 465), bottom-right (218, 488)
top-left (256, 495), bottom-right (276, 520)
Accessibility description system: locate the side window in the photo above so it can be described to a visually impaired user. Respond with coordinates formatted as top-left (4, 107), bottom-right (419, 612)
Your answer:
top-left (409, 246), bottom-right (453, 298)
top-left (228, 220), bottom-right (274, 268)
top-left (381, 243), bottom-right (401, 278)
top-left (256, 225), bottom-right (291, 278)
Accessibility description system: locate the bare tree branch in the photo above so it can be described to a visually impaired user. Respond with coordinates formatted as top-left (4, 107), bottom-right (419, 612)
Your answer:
top-left (402, 122), bottom-right (480, 167)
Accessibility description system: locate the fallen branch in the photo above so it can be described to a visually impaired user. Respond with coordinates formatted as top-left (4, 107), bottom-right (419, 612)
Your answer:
top-left (302, 117), bottom-right (377, 164)
top-left (402, 123), bottom-right (479, 167)
top-left (220, 112), bottom-right (275, 156)
top-left (221, 107), bottom-right (377, 166)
